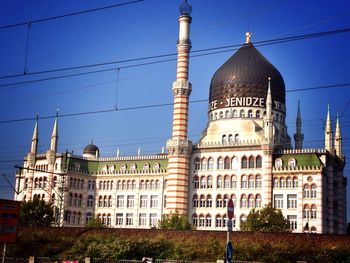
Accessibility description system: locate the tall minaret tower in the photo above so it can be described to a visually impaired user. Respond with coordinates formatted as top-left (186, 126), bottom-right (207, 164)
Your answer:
top-left (46, 111), bottom-right (59, 201)
top-left (325, 104), bottom-right (333, 151)
top-left (24, 116), bottom-right (39, 200)
top-left (294, 100), bottom-right (304, 149)
top-left (262, 78), bottom-right (274, 206)
top-left (166, 0), bottom-right (193, 214)
top-left (334, 113), bottom-right (343, 157)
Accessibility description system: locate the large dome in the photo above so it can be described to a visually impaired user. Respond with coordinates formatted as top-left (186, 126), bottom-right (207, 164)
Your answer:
top-left (209, 42), bottom-right (285, 112)
top-left (83, 144), bottom-right (99, 155)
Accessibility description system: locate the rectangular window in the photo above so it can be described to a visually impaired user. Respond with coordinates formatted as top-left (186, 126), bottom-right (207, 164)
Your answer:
top-left (116, 213), bottom-right (123, 226)
top-left (206, 217), bottom-right (212, 227)
top-left (139, 213), bottom-right (147, 226)
top-left (140, 195), bottom-right (148, 208)
top-left (127, 195), bottom-right (134, 208)
top-left (150, 195), bottom-right (158, 208)
top-left (150, 213), bottom-right (158, 227)
top-left (287, 194), bottom-right (297, 209)
top-left (117, 195), bottom-right (124, 208)
top-left (273, 194), bottom-right (283, 209)
top-left (215, 217), bottom-right (222, 228)
top-left (287, 215), bottom-right (297, 230)
top-left (126, 213), bottom-right (133, 226)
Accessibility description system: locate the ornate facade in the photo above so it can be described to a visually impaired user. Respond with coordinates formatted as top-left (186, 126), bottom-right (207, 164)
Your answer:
top-left (14, 1), bottom-right (347, 234)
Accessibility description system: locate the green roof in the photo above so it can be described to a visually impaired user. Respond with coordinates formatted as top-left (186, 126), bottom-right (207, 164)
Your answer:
top-left (273, 153), bottom-right (322, 167)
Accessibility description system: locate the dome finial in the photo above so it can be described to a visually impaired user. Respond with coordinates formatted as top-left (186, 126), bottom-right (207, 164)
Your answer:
top-left (179, 0), bottom-right (192, 16)
top-left (245, 32), bottom-right (252, 43)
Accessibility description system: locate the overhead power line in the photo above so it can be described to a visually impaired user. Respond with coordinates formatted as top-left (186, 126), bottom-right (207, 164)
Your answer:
top-left (0, 82), bottom-right (349, 124)
top-left (0, 0), bottom-right (144, 30)
top-left (0, 27), bottom-right (349, 87)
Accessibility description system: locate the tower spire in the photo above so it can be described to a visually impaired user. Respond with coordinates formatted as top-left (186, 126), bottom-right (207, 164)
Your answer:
top-left (166, 0), bottom-right (193, 215)
top-left (334, 113), bottom-right (342, 156)
top-left (50, 110), bottom-right (59, 152)
top-left (30, 114), bottom-right (39, 154)
top-left (325, 103), bottom-right (333, 151)
top-left (294, 100), bottom-right (304, 149)
top-left (263, 77), bottom-right (274, 149)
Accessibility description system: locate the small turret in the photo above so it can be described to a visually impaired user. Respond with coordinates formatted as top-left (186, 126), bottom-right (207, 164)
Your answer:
top-left (325, 104), bottom-right (333, 151)
top-left (294, 100), bottom-right (304, 149)
top-left (263, 78), bottom-right (274, 149)
top-left (334, 113), bottom-right (342, 156)
top-left (50, 110), bottom-right (59, 152)
top-left (30, 115), bottom-right (39, 155)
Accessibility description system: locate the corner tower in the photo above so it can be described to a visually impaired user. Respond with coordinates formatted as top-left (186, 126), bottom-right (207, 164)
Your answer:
top-left (166, 0), bottom-right (193, 214)
top-left (294, 100), bottom-right (304, 149)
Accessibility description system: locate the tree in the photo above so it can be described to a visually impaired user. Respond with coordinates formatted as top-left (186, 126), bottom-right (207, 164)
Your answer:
top-left (19, 198), bottom-right (54, 227)
top-left (241, 204), bottom-right (290, 232)
top-left (158, 210), bottom-right (192, 230)
top-left (86, 217), bottom-right (105, 228)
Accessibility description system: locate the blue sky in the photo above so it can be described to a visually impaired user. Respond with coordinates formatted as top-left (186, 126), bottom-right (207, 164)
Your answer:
top-left (0, 0), bottom-right (349, 219)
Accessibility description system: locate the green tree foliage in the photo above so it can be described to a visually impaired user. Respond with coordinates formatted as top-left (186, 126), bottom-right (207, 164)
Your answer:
top-left (19, 198), bottom-right (54, 227)
top-left (241, 204), bottom-right (290, 232)
top-left (86, 217), bottom-right (105, 228)
top-left (158, 211), bottom-right (192, 230)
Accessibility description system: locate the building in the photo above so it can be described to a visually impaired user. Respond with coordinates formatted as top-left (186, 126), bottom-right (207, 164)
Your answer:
top-left (14, 0), bottom-right (347, 234)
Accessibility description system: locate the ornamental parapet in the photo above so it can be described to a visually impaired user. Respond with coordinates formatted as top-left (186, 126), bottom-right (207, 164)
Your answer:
top-left (167, 137), bottom-right (193, 156)
top-left (273, 165), bottom-right (323, 173)
top-left (274, 148), bottom-right (326, 155)
top-left (67, 167), bottom-right (167, 176)
top-left (195, 139), bottom-right (261, 149)
top-left (67, 153), bottom-right (168, 161)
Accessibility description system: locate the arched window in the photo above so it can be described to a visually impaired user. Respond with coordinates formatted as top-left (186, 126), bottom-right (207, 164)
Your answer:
top-left (231, 175), bottom-right (237, 188)
top-left (199, 214), bottom-right (205, 227)
top-left (311, 226), bottom-right (317, 233)
top-left (248, 194), bottom-right (254, 208)
top-left (231, 194), bottom-right (236, 208)
top-left (224, 175), bottom-right (230, 188)
top-left (273, 177), bottom-right (279, 188)
top-left (200, 176), bottom-right (206, 189)
top-left (207, 175), bottom-right (213, 188)
top-left (248, 175), bottom-right (254, 188)
top-left (303, 204), bottom-right (310, 219)
top-left (248, 156), bottom-right (254, 168)
top-left (103, 196), bottom-right (107, 207)
top-left (87, 195), bottom-right (94, 207)
top-left (303, 185), bottom-right (310, 198)
top-left (108, 196), bottom-right (112, 207)
top-left (231, 156), bottom-right (239, 169)
top-left (233, 110), bottom-right (238, 117)
top-left (193, 195), bottom-right (199, 208)
top-left (206, 214), bottom-right (212, 227)
top-left (256, 156), bottom-right (262, 168)
top-left (208, 158), bottom-right (214, 170)
top-left (201, 158), bottom-right (207, 170)
top-left (193, 176), bottom-right (199, 189)
top-left (288, 158), bottom-right (296, 168)
top-left (248, 110), bottom-right (253, 117)
top-left (241, 156), bottom-right (247, 169)
top-left (228, 134), bottom-right (233, 143)
top-left (240, 194), bottom-right (247, 208)
top-left (235, 134), bottom-right (239, 142)
top-left (224, 157), bottom-right (230, 169)
top-left (217, 175), bottom-right (222, 188)
top-left (98, 196), bottom-right (103, 207)
top-left (223, 194), bottom-right (229, 208)
top-left (217, 157), bottom-right (224, 169)
top-left (286, 177), bottom-right (292, 188)
top-left (206, 195), bottom-right (212, 207)
top-left (240, 109), bottom-right (245, 117)
top-left (280, 178), bottom-right (286, 188)
top-left (255, 175), bottom-right (262, 188)
top-left (194, 158), bottom-right (201, 170)
top-left (293, 177), bottom-right (298, 188)
top-left (200, 195), bottom-right (206, 208)
top-left (154, 180), bottom-right (159, 189)
top-left (192, 214), bottom-right (198, 227)
top-left (275, 158), bottom-right (283, 168)
top-left (255, 194), bottom-right (262, 208)
top-left (222, 135), bottom-right (227, 144)
top-left (86, 212), bottom-right (92, 224)
top-left (140, 180), bottom-right (145, 190)
top-left (216, 195), bottom-right (223, 208)
top-left (241, 175), bottom-right (247, 188)
top-left (256, 110), bottom-right (261, 118)
top-left (215, 214), bottom-right (223, 228)
top-left (311, 184), bottom-right (317, 198)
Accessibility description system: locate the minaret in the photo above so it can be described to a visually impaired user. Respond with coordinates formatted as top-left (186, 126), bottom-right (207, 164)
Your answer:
top-left (261, 78), bottom-right (274, 207)
top-left (24, 116), bottom-right (39, 200)
top-left (334, 113), bottom-right (343, 156)
top-left (166, 0), bottom-right (193, 214)
top-left (325, 104), bottom-right (333, 151)
top-left (294, 100), bottom-right (304, 149)
top-left (46, 111), bottom-right (59, 202)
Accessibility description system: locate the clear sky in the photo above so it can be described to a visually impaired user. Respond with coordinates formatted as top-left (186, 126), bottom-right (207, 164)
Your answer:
top-left (0, 0), bottom-right (349, 219)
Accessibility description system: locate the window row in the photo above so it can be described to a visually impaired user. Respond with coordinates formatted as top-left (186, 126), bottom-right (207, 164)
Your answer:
top-left (100, 163), bottom-right (161, 173)
top-left (275, 158), bottom-right (296, 168)
top-left (194, 155), bottom-right (262, 171)
top-left (273, 177), bottom-right (298, 189)
top-left (209, 109), bottom-right (285, 123)
top-left (69, 177), bottom-right (84, 190)
top-left (33, 194), bottom-right (45, 200)
top-left (64, 210), bottom-right (82, 225)
top-left (97, 195), bottom-right (113, 208)
top-left (193, 174), bottom-right (262, 189)
top-left (192, 194), bottom-right (262, 209)
top-left (303, 184), bottom-right (317, 198)
top-left (98, 180), bottom-right (113, 190)
top-left (68, 193), bottom-right (83, 207)
top-left (33, 177), bottom-right (47, 189)
top-left (116, 195), bottom-right (159, 208)
top-left (303, 204), bottom-right (317, 219)
top-left (192, 214), bottom-right (247, 228)
top-left (273, 194), bottom-right (298, 209)
top-left (115, 213), bottom-right (158, 227)
top-left (88, 180), bottom-right (96, 190)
